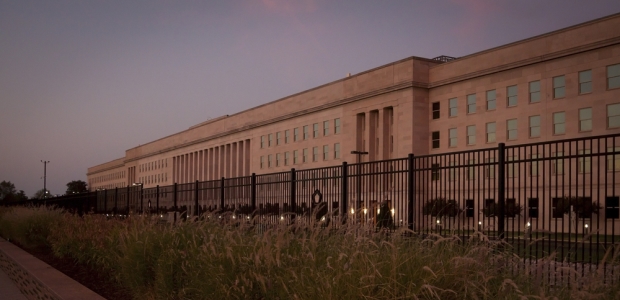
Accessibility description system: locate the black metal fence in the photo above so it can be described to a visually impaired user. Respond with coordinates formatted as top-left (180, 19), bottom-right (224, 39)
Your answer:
top-left (6, 133), bottom-right (620, 280)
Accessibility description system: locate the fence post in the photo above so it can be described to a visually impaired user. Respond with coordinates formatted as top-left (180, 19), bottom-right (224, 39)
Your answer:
top-left (290, 168), bottom-right (296, 223)
top-left (220, 177), bottom-right (225, 212)
top-left (156, 185), bottom-right (160, 216)
top-left (173, 183), bottom-right (178, 223)
top-left (497, 143), bottom-right (506, 240)
top-left (195, 180), bottom-right (199, 217)
top-left (341, 162), bottom-right (348, 224)
top-left (140, 184), bottom-right (144, 215)
top-left (103, 189), bottom-right (107, 214)
top-left (251, 173), bottom-right (256, 214)
top-left (408, 154), bottom-right (415, 232)
top-left (114, 187), bottom-right (118, 216)
top-left (126, 186), bottom-right (130, 215)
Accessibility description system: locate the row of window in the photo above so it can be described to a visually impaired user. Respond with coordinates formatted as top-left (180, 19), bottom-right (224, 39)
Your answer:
top-left (92, 171), bottom-right (125, 184)
top-left (433, 103), bottom-right (620, 149)
top-left (459, 196), bottom-right (620, 220)
top-left (93, 183), bottom-right (125, 190)
top-left (260, 118), bottom-right (341, 149)
top-left (260, 143), bottom-right (341, 168)
top-left (138, 173), bottom-right (168, 185)
top-left (140, 159), bottom-right (168, 173)
top-left (432, 64), bottom-right (620, 119)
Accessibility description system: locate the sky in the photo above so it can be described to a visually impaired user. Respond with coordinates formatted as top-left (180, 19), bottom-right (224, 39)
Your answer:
top-left (1, 0), bottom-right (620, 197)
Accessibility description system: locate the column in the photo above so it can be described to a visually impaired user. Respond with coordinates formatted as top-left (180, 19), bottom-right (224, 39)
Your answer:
top-left (245, 139), bottom-right (251, 175)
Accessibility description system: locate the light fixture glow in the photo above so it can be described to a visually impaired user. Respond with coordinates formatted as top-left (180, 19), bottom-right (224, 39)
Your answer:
top-left (350, 208), bottom-right (355, 214)
top-left (363, 208), bottom-right (367, 215)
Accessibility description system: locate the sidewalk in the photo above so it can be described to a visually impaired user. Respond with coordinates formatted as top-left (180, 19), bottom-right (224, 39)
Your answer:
top-left (0, 267), bottom-right (27, 300)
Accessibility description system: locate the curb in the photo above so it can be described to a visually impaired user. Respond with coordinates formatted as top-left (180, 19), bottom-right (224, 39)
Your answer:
top-left (0, 237), bottom-right (105, 300)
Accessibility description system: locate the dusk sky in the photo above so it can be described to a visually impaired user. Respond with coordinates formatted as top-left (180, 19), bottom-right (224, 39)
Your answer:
top-left (2, 1), bottom-right (620, 197)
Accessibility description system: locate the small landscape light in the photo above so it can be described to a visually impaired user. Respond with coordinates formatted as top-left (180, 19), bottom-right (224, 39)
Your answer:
top-left (436, 219), bottom-right (440, 224)
top-left (527, 222), bottom-right (531, 227)
top-left (363, 208), bottom-right (367, 215)
top-left (390, 208), bottom-right (395, 216)
top-left (478, 221), bottom-right (482, 225)
top-left (350, 208), bottom-right (355, 215)
top-left (585, 224), bottom-right (589, 229)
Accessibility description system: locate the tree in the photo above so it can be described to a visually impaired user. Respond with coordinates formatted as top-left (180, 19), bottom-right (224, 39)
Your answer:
top-left (0, 180), bottom-right (17, 202)
top-left (14, 190), bottom-right (28, 201)
top-left (33, 188), bottom-right (51, 199)
top-left (422, 198), bottom-right (462, 218)
top-left (66, 180), bottom-right (88, 195)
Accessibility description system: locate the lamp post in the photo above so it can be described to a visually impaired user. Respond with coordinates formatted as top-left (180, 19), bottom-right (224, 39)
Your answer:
top-left (41, 160), bottom-right (50, 199)
top-left (350, 151), bottom-right (368, 219)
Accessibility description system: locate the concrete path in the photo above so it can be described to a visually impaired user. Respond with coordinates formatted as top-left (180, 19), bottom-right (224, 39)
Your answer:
top-left (0, 267), bottom-right (27, 300)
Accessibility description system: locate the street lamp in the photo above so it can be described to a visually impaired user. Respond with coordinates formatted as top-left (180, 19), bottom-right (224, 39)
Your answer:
top-left (41, 160), bottom-right (50, 199)
top-left (350, 150), bottom-right (368, 217)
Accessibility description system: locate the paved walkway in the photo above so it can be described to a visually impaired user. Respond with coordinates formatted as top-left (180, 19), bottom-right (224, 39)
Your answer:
top-left (0, 267), bottom-right (27, 300)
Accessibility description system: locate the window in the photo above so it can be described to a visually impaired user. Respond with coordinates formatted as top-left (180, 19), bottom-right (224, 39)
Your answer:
top-left (313, 123), bottom-right (319, 138)
top-left (607, 147), bottom-right (620, 172)
top-left (431, 163), bottom-right (440, 180)
top-left (507, 156), bottom-right (518, 178)
top-left (529, 81), bottom-right (540, 103)
top-left (467, 94), bottom-right (476, 114)
top-left (608, 64), bottom-right (620, 89)
top-left (312, 147), bottom-right (318, 162)
top-left (302, 148), bottom-right (308, 163)
top-left (467, 159), bottom-right (476, 180)
top-left (448, 161), bottom-right (457, 181)
top-left (507, 119), bottom-right (518, 140)
top-left (294, 128), bottom-right (299, 141)
top-left (432, 131), bottom-right (440, 149)
top-left (486, 90), bottom-right (496, 110)
top-left (606, 196), bottom-right (619, 219)
top-left (485, 158), bottom-right (495, 179)
top-left (553, 112), bottom-right (565, 135)
top-left (553, 76), bottom-right (565, 98)
top-left (529, 115), bottom-right (541, 138)
top-left (486, 122), bottom-right (496, 143)
top-left (293, 150), bottom-right (299, 164)
top-left (285, 130), bottom-right (290, 143)
top-left (507, 85), bottom-right (518, 107)
top-left (552, 198), bottom-right (564, 218)
top-left (608, 103), bottom-right (620, 128)
top-left (268, 154), bottom-right (272, 168)
top-left (432, 102), bottom-right (440, 119)
top-left (579, 149), bottom-right (591, 174)
top-left (276, 153), bottom-right (281, 167)
top-left (334, 118), bottom-right (341, 134)
top-left (323, 121), bottom-right (329, 136)
top-left (465, 200), bottom-right (474, 218)
top-left (268, 134), bottom-right (273, 147)
top-left (506, 199), bottom-right (517, 218)
top-left (579, 70), bottom-right (592, 94)
top-left (467, 125), bottom-right (476, 145)
top-left (449, 98), bottom-right (457, 117)
top-left (448, 128), bottom-right (457, 147)
top-left (579, 108), bottom-right (592, 131)
top-left (303, 126), bottom-right (309, 140)
top-left (323, 145), bottom-right (329, 160)
top-left (276, 132), bottom-right (281, 145)
top-left (553, 152), bottom-right (564, 175)
top-left (334, 143), bottom-right (340, 159)
top-left (284, 152), bottom-right (290, 166)
top-left (261, 136), bottom-right (266, 148)
top-left (528, 198), bottom-right (539, 218)
top-left (260, 156), bottom-right (265, 169)
top-left (530, 153), bottom-right (539, 177)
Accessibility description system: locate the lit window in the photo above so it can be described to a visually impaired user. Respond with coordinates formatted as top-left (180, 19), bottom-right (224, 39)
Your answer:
top-left (579, 108), bottom-right (592, 131)
top-left (313, 123), bottom-right (319, 138)
top-left (486, 122), bottom-right (496, 143)
top-left (449, 98), bottom-right (457, 117)
top-left (312, 147), bottom-right (318, 162)
top-left (334, 143), bottom-right (340, 159)
top-left (432, 102), bottom-right (440, 119)
top-left (608, 103), bottom-right (620, 128)
top-left (529, 115), bottom-right (540, 138)
top-left (448, 128), bottom-right (457, 147)
top-left (303, 126), bottom-right (309, 140)
top-left (323, 145), bottom-right (329, 160)
top-left (432, 131), bottom-right (440, 149)
top-left (507, 119), bottom-right (518, 140)
top-left (553, 112), bottom-right (565, 135)
top-left (529, 81), bottom-right (540, 103)
top-left (323, 121), bottom-right (329, 136)
top-left (507, 85), bottom-right (518, 107)
top-left (467, 94), bottom-right (476, 114)
top-left (486, 90), bottom-right (496, 110)
top-left (608, 64), bottom-right (620, 89)
top-left (334, 118), bottom-right (341, 134)
top-left (553, 76), bottom-right (565, 98)
top-left (579, 70), bottom-right (592, 94)
top-left (467, 125), bottom-right (476, 145)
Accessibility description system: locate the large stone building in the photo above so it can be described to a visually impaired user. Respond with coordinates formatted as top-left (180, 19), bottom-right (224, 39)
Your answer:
top-left (88, 12), bottom-right (620, 198)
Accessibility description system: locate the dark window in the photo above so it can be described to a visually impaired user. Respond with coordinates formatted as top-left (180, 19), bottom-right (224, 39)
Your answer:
top-left (578, 197), bottom-right (593, 219)
top-left (432, 131), bottom-right (440, 149)
top-left (432, 102), bottom-right (440, 119)
top-left (465, 200), bottom-right (474, 218)
top-left (431, 163), bottom-right (440, 181)
top-left (506, 198), bottom-right (517, 218)
top-left (552, 198), bottom-right (564, 218)
top-left (528, 198), bottom-right (539, 218)
top-left (606, 196), bottom-right (619, 219)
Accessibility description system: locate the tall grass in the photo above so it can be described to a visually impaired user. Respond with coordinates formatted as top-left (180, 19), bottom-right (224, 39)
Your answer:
top-left (1, 207), bottom-right (620, 299)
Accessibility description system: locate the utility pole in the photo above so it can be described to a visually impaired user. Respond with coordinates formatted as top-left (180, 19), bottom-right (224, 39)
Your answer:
top-left (41, 160), bottom-right (50, 198)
